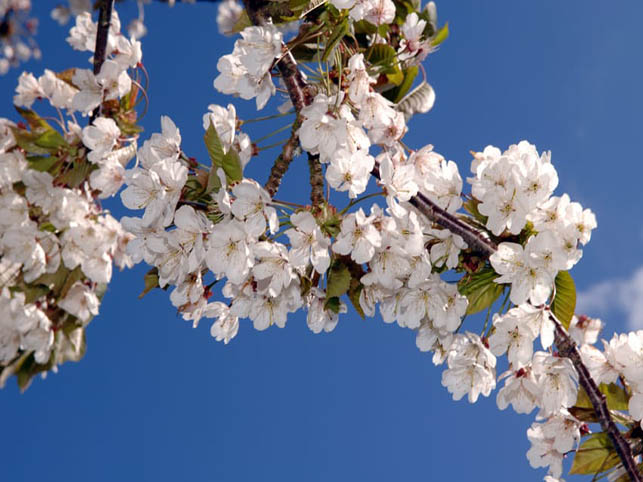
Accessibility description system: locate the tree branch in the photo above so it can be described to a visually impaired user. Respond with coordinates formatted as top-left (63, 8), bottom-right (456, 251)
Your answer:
top-left (241, 2), bottom-right (642, 477)
top-left (370, 164), bottom-right (497, 257)
top-left (243, 0), bottom-right (323, 204)
top-left (90, 0), bottom-right (114, 124)
top-left (264, 121), bottom-right (300, 198)
top-left (307, 153), bottom-right (324, 207)
top-left (553, 316), bottom-right (642, 481)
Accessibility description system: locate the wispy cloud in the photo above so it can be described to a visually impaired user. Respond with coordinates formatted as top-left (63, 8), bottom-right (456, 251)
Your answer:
top-left (576, 266), bottom-right (643, 330)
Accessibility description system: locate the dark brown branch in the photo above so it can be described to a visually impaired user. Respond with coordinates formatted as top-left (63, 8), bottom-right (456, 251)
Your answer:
top-left (90, 0), bottom-right (114, 124)
top-left (92, 0), bottom-right (114, 75)
top-left (307, 153), bottom-right (324, 208)
top-left (264, 121), bottom-right (300, 198)
top-left (370, 164), bottom-right (497, 257)
top-left (553, 316), bottom-right (643, 482)
top-left (243, 0), bottom-right (321, 203)
top-left (242, 2), bottom-right (641, 477)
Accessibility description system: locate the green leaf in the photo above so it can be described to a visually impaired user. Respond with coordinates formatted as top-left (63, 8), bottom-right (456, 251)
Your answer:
top-left (568, 406), bottom-right (598, 423)
top-left (574, 386), bottom-right (593, 409)
top-left (60, 267), bottom-right (84, 299)
top-left (386, 66), bottom-right (418, 103)
top-left (324, 296), bottom-right (341, 314)
top-left (376, 24), bottom-right (389, 38)
top-left (26, 155), bottom-right (58, 172)
top-left (139, 268), bottom-right (160, 299)
top-left (322, 17), bottom-right (349, 62)
top-left (320, 214), bottom-right (342, 238)
top-left (458, 267), bottom-right (504, 315)
top-left (33, 128), bottom-right (66, 150)
top-left (550, 270), bottom-right (576, 329)
top-left (385, 69), bottom-right (404, 87)
top-left (12, 128), bottom-right (53, 155)
top-left (431, 22), bottom-right (449, 47)
top-left (0, 351), bottom-right (31, 389)
top-left (16, 354), bottom-right (36, 392)
top-left (34, 264), bottom-right (69, 296)
top-left (117, 117), bottom-right (144, 136)
top-left (12, 109), bottom-right (65, 154)
top-left (601, 383), bottom-right (629, 411)
top-left (462, 198), bottom-right (488, 225)
top-left (289, 0), bottom-right (310, 11)
top-left (367, 44), bottom-right (397, 73)
top-left (326, 261), bottom-right (351, 299)
top-left (231, 10), bottom-right (251, 33)
top-left (354, 20), bottom-right (377, 35)
top-left (15, 106), bottom-right (52, 130)
top-left (221, 148), bottom-right (243, 183)
top-left (22, 284), bottom-right (50, 304)
top-left (204, 122), bottom-right (224, 167)
top-left (348, 279), bottom-right (364, 319)
top-left (206, 166), bottom-right (222, 194)
top-left (39, 222), bottom-right (57, 233)
top-left (290, 43), bottom-right (319, 62)
top-left (569, 433), bottom-right (620, 475)
top-left (204, 123), bottom-right (243, 187)
top-left (571, 384), bottom-right (631, 424)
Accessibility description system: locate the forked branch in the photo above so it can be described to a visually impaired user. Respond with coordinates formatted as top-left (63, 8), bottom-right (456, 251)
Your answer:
top-left (242, 3), bottom-right (642, 480)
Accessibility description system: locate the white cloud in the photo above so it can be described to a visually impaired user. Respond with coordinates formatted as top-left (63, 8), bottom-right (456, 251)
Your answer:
top-left (576, 265), bottom-right (643, 330)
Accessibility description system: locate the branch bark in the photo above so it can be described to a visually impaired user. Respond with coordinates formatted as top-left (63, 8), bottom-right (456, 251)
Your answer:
top-left (242, 2), bottom-right (642, 479)
top-left (90, 0), bottom-right (114, 124)
top-left (553, 316), bottom-right (642, 481)
top-left (307, 153), bottom-right (324, 207)
top-left (264, 121), bottom-right (300, 198)
top-left (370, 165), bottom-right (497, 257)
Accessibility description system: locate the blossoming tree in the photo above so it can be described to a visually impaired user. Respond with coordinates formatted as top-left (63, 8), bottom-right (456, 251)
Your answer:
top-left (1, 0), bottom-right (642, 480)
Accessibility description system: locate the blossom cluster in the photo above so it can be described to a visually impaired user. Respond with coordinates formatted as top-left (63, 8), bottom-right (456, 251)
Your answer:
top-left (0, 9), bottom-right (140, 388)
top-left (214, 22), bottom-right (283, 110)
top-left (3, 2), bottom-right (642, 481)
top-left (0, 114), bottom-right (133, 386)
top-left (581, 328), bottom-right (643, 426)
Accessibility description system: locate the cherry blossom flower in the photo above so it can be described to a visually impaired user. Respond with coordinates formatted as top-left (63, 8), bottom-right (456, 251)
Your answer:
top-left (286, 211), bottom-right (331, 275)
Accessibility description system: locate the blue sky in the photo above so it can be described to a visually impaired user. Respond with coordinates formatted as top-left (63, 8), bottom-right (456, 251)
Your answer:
top-left (2, 1), bottom-right (643, 481)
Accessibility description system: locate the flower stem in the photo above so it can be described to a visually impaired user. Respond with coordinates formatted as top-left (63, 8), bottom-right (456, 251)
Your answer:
top-left (254, 123), bottom-right (292, 144)
top-left (339, 191), bottom-right (384, 214)
top-left (241, 110), bottom-right (294, 125)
